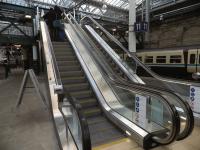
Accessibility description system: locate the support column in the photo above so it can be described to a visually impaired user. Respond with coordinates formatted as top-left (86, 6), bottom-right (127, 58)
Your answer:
top-left (145, 0), bottom-right (150, 42)
top-left (129, 0), bottom-right (136, 52)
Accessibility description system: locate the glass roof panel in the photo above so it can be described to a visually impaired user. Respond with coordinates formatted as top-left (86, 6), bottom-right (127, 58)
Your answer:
top-left (1, 0), bottom-right (144, 11)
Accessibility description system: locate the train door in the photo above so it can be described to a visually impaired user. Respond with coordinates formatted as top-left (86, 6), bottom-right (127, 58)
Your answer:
top-left (187, 49), bottom-right (199, 73)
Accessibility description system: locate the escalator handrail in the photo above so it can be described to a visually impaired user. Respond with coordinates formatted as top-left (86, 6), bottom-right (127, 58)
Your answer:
top-left (58, 89), bottom-right (92, 150)
top-left (78, 18), bottom-right (194, 140)
top-left (40, 20), bottom-right (91, 150)
top-left (80, 15), bottom-right (199, 86)
top-left (64, 13), bottom-right (181, 145)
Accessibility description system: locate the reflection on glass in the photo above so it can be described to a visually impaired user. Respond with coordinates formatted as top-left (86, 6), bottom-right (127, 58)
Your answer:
top-left (104, 83), bottom-right (173, 139)
top-left (62, 102), bottom-right (83, 150)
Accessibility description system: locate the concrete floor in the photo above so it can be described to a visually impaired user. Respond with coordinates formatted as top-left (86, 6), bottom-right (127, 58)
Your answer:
top-left (0, 69), bottom-right (200, 150)
top-left (0, 69), bottom-right (59, 150)
top-left (93, 126), bottom-right (200, 150)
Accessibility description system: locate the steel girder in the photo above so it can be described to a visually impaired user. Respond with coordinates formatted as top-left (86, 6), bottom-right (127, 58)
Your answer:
top-left (32, 0), bottom-right (128, 22)
top-left (0, 2), bottom-right (35, 15)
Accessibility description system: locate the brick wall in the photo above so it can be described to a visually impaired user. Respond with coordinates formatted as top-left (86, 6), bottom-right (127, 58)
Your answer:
top-left (146, 15), bottom-right (200, 48)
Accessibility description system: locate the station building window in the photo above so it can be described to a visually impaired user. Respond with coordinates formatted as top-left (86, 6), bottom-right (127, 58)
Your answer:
top-left (145, 56), bottom-right (153, 63)
top-left (156, 56), bottom-right (166, 63)
top-left (190, 54), bottom-right (196, 64)
top-left (170, 55), bottom-right (182, 63)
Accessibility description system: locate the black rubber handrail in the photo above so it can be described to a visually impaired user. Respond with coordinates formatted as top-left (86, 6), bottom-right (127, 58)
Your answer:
top-left (58, 89), bottom-right (91, 150)
top-left (64, 13), bottom-right (181, 146)
top-left (41, 20), bottom-right (91, 150)
top-left (79, 17), bottom-right (194, 141)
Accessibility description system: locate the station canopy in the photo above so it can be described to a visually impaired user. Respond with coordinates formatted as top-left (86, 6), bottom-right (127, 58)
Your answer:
top-left (1, 0), bottom-right (144, 22)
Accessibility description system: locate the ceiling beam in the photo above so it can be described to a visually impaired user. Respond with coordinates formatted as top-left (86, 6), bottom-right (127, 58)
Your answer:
top-left (0, 2), bottom-right (35, 15)
top-left (85, 0), bottom-right (128, 13)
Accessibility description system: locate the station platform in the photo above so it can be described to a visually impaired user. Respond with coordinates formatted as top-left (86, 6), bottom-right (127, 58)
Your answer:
top-left (0, 70), bottom-right (199, 150)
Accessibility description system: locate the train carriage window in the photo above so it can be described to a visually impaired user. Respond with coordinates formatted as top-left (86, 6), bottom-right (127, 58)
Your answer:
top-left (145, 56), bottom-right (153, 63)
top-left (156, 56), bottom-right (166, 63)
top-left (190, 54), bottom-right (196, 64)
top-left (170, 55), bottom-right (182, 63)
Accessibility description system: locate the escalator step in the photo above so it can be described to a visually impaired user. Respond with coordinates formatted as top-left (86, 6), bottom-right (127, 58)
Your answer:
top-left (52, 42), bottom-right (70, 45)
top-left (54, 51), bottom-right (75, 56)
top-left (64, 83), bottom-right (90, 92)
top-left (53, 48), bottom-right (72, 52)
top-left (60, 70), bottom-right (84, 77)
top-left (62, 76), bottom-right (86, 84)
top-left (56, 55), bottom-right (77, 61)
top-left (90, 126), bottom-right (124, 146)
top-left (87, 116), bottom-right (107, 125)
top-left (88, 119), bottom-right (118, 134)
top-left (71, 90), bottom-right (93, 99)
top-left (52, 41), bottom-right (69, 45)
top-left (59, 65), bottom-right (81, 71)
top-left (57, 60), bottom-right (79, 66)
top-left (53, 43), bottom-right (72, 48)
top-left (83, 107), bottom-right (101, 118)
top-left (79, 98), bottom-right (98, 108)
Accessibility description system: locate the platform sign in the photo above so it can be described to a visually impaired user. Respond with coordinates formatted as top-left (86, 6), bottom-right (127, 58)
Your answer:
top-left (135, 94), bottom-right (147, 127)
top-left (141, 22), bottom-right (148, 32)
top-left (189, 86), bottom-right (200, 113)
top-left (134, 22), bottom-right (148, 32)
top-left (134, 22), bottom-right (141, 32)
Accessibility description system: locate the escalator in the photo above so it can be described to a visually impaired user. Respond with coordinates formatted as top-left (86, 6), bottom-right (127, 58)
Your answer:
top-left (78, 15), bottom-right (194, 141)
top-left (53, 41), bottom-right (125, 146)
top-left (79, 15), bottom-right (199, 120)
top-left (40, 17), bottom-right (181, 150)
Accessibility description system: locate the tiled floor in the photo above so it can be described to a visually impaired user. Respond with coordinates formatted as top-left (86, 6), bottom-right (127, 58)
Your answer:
top-left (0, 70), bottom-right (199, 150)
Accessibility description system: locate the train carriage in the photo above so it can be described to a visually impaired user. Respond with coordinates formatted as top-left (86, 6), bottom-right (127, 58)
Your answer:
top-left (136, 48), bottom-right (200, 79)
top-left (187, 49), bottom-right (200, 73)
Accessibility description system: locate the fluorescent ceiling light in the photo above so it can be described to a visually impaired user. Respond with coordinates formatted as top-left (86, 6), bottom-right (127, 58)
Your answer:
top-left (25, 15), bottom-right (32, 19)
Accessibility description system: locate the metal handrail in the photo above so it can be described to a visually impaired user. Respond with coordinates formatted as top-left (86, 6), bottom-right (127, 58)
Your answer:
top-left (64, 13), bottom-right (181, 145)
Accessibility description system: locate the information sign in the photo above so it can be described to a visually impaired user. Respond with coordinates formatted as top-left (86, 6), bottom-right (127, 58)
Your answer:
top-left (135, 94), bottom-right (147, 127)
top-left (189, 86), bottom-right (200, 113)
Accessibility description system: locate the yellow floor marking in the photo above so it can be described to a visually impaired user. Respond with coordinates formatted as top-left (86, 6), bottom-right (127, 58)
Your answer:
top-left (92, 138), bottom-right (129, 150)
